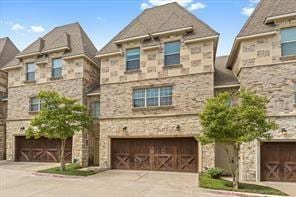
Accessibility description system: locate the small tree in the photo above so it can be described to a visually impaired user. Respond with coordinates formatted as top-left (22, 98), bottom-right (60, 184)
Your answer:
top-left (199, 90), bottom-right (278, 189)
top-left (26, 91), bottom-right (91, 171)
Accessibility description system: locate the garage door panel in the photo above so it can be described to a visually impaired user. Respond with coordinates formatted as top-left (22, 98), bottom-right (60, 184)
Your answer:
top-left (111, 138), bottom-right (198, 172)
top-left (261, 142), bottom-right (296, 182)
top-left (15, 137), bottom-right (72, 163)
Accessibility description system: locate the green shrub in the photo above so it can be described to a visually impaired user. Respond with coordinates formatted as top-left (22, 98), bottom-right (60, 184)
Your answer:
top-left (204, 167), bottom-right (224, 179)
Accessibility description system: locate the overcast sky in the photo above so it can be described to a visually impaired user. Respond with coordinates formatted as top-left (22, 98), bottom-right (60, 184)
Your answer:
top-left (0, 0), bottom-right (259, 56)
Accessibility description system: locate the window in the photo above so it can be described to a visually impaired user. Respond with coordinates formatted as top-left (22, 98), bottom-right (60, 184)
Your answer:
top-left (29, 97), bottom-right (42, 112)
top-left (133, 86), bottom-right (173, 108)
top-left (126, 48), bottom-right (140, 71)
top-left (164, 41), bottom-right (180, 66)
top-left (281, 27), bottom-right (296, 56)
top-left (52, 58), bottom-right (62, 78)
top-left (26, 63), bottom-right (36, 81)
top-left (92, 102), bottom-right (100, 117)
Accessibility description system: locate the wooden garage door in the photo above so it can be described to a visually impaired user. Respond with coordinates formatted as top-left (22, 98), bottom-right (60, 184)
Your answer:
top-left (111, 138), bottom-right (198, 172)
top-left (15, 136), bottom-right (72, 162)
top-left (261, 142), bottom-right (296, 182)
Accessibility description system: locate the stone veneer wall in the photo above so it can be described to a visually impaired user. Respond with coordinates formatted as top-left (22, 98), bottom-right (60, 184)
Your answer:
top-left (238, 63), bottom-right (296, 181)
top-left (99, 73), bottom-right (215, 170)
top-left (5, 76), bottom-right (93, 167)
top-left (100, 35), bottom-right (214, 84)
top-left (0, 70), bottom-right (7, 160)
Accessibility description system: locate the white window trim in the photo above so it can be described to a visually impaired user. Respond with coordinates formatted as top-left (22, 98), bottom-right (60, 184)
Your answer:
top-left (133, 86), bottom-right (173, 108)
top-left (29, 98), bottom-right (42, 112)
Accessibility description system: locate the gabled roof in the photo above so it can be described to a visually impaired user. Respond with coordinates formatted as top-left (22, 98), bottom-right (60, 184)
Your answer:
top-left (0, 37), bottom-right (19, 68)
top-left (4, 22), bottom-right (98, 68)
top-left (227, 0), bottom-right (296, 68)
top-left (238, 0), bottom-right (296, 37)
top-left (214, 56), bottom-right (239, 87)
top-left (98, 2), bottom-right (218, 55)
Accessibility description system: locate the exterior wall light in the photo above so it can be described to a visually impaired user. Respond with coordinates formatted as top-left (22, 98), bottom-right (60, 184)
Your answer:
top-left (123, 126), bottom-right (127, 132)
top-left (176, 125), bottom-right (180, 130)
top-left (281, 128), bottom-right (288, 135)
top-left (20, 127), bottom-right (25, 131)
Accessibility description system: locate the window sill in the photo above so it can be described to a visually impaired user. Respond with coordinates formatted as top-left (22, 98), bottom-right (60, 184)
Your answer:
top-left (163, 64), bottom-right (182, 69)
top-left (124, 69), bottom-right (141, 74)
top-left (28, 111), bottom-right (39, 114)
top-left (23, 80), bottom-right (36, 84)
top-left (132, 105), bottom-right (174, 111)
top-left (50, 77), bottom-right (63, 81)
top-left (280, 55), bottom-right (296, 61)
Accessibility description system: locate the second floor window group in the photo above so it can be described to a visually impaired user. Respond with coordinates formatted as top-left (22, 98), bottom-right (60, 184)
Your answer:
top-left (26, 58), bottom-right (62, 81)
top-left (125, 41), bottom-right (181, 71)
top-left (133, 86), bottom-right (173, 108)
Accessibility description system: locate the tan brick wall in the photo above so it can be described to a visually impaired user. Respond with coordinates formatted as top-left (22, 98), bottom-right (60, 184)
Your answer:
top-left (7, 52), bottom-right (84, 87)
top-left (100, 72), bottom-right (215, 170)
top-left (100, 35), bottom-right (214, 84)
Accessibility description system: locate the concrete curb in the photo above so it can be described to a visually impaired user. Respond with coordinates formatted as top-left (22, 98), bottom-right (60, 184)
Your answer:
top-left (199, 188), bottom-right (290, 197)
top-left (32, 172), bottom-right (84, 179)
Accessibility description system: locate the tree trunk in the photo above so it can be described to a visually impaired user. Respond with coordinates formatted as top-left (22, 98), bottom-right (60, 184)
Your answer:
top-left (233, 143), bottom-right (240, 189)
top-left (224, 143), bottom-right (240, 189)
top-left (60, 139), bottom-right (66, 171)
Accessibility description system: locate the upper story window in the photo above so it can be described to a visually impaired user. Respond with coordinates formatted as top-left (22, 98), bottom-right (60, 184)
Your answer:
top-left (281, 27), bottom-right (296, 57)
top-left (92, 101), bottom-right (100, 118)
top-left (133, 86), bottom-right (173, 108)
top-left (126, 48), bottom-right (140, 71)
top-left (52, 58), bottom-right (62, 78)
top-left (29, 97), bottom-right (42, 112)
top-left (164, 41), bottom-right (180, 66)
top-left (26, 63), bottom-right (36, 81)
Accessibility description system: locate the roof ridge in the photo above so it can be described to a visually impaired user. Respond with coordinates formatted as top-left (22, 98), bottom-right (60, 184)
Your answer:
top-left (174, 2), bottom-right (218, 36)
top-left (77, 23), bottom-right (98, 54)
top-left (237, 0), bottom-right (265, 37)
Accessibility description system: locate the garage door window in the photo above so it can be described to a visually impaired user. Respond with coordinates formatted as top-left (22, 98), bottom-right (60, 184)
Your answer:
top-left (133, 86), bottom-right (173, 108)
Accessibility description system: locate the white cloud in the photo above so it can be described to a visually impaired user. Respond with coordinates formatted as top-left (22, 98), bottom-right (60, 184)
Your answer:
top-left (241, 7), bottom-right (255, 16)
top-left (30, 25), bottom-right (45, 33)
top-left (188, 2), bottom-right (205, 11)
top-left (141, 2), bottom-right (151, 10)
top-left (140, 0), bottom-right (206, 11)
top-left (241, 0), bottom-right (260, 16)
top-left (11, 23), bottom-right (25, 31)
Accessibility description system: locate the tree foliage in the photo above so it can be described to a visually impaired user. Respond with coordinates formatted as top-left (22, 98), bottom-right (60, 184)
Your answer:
top-left (26, 91), bottom-right (92, 170)
top-left (198, 90), bottom-right (278, 189)
top-left (199, 90), bottom-right (277, 144)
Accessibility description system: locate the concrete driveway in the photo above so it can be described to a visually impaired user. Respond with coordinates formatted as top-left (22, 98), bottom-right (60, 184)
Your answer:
top-left (0, 161), bottom-right (221, 197)
top-left (0, 161), bottom-right (290, 197)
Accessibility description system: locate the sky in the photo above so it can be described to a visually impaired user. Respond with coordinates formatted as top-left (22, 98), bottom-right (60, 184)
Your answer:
top-left (0, 0), bottom-right (260, 56)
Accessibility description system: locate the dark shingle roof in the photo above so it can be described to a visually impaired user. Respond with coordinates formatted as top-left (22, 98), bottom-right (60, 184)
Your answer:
top-left (0, 37), bottom-right (19, 68)
top-left (238, 0), bottom-right (296, 37)
top-left (214, 56), bottom-right (239, 86)
top-left (98, 2), bottom-right (218, 55)
top-left (4, 22), bottom-right (98, 68)
top-left (87, 84), bottom-right (100, 95)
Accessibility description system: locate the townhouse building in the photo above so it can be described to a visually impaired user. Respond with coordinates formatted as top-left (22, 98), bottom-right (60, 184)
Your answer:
top-left (0, 37), bottom-right (19, 159)
top-left (96, 2), bottom-right (219, 172)
top-left (227, 0), bottom-right (296, 182)
top-left (3, 23), bottom-right (100, 166)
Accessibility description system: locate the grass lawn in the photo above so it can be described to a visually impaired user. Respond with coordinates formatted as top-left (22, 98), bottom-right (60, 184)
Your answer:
top-left (38, 163), bottom-right (97, 176)
top-left (199, 174), bottom-right (288, 196)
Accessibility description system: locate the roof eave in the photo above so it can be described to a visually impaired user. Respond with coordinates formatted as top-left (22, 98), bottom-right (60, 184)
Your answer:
top-left (42, 46), bottom-right (70, 54)
top-left (151, 26), bottom-right (193, 37)
top-left (114, 34), bottom-right (150, 44)
top-left (15, 52), bottom-right (41, 59)
top-left (95, 51), bottom-right (122, 59)
top-left (265, 12), bottom-right (296, 24)
top-left (227, 31), bottom-right (277, 68)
